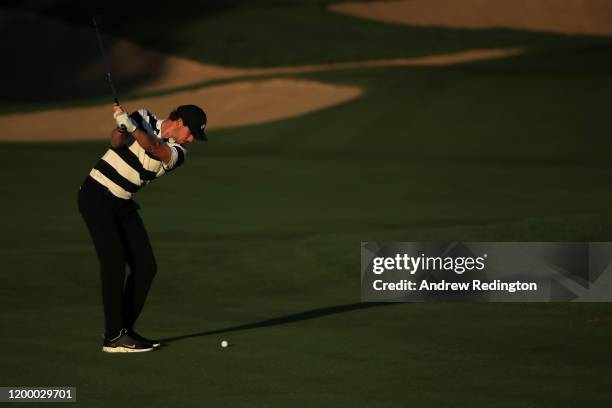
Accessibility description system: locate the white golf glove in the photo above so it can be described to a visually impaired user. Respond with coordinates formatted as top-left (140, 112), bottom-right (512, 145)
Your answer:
top-left (113, 110), bottom-right (137, 133)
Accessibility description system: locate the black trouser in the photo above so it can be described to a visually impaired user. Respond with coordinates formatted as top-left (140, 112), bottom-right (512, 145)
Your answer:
top-left (77, 176), bottom-right (157, 338)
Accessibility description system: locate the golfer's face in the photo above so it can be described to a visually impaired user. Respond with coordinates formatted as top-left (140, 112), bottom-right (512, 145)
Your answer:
top-left (174, 121), bottom-right (194, 144)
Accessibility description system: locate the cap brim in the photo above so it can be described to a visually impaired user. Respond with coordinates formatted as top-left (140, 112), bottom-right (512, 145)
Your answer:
top-left (190, 126), bottom-right (208, 141)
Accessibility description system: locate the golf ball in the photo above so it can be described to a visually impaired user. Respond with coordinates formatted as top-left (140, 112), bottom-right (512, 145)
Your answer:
top-left (221, 340), bottom-right (228, 348)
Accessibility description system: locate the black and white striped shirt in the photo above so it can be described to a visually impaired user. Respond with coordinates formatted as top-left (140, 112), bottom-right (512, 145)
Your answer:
top-left (89, 108), bottom-right (187, 199)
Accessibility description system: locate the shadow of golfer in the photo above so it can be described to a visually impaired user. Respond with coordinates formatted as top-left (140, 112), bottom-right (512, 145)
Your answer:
top-left (159, 302), bottom-right (395, 344)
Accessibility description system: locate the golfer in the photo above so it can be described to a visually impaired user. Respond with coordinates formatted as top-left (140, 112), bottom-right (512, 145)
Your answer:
top-left (78, 103), bottom-right (207, 353)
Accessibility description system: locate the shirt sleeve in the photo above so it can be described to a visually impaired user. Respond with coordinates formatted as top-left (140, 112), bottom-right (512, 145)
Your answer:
top-left (129, 109), bottom-right (156, 135)
top-left (162, 143), bottom-right (187, 172)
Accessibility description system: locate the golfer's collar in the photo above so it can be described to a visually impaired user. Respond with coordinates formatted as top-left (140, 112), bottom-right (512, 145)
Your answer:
top-left (156, 119), bottom-right (164, 136)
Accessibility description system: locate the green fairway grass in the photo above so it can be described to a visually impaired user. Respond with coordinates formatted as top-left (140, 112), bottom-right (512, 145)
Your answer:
top-left (2, 42), bottom-right (612, 406)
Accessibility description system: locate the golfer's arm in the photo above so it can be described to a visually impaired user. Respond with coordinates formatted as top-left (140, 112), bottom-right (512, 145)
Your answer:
top-left (110, 128), bottom-right (130, 148)
top-left (131, 128), bottom-right (172, 164)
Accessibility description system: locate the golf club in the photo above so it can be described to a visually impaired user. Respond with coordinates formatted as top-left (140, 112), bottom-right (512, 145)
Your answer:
top-left (92, 15), bottom-right (119, 105)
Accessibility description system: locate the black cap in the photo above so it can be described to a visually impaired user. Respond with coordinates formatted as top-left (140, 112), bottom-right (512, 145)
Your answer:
top-left (177, 104), bottom-right (207, 141)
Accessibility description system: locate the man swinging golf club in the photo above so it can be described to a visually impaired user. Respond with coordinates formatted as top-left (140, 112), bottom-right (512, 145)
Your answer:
top-left (78, 103), bottom-right (207, 352)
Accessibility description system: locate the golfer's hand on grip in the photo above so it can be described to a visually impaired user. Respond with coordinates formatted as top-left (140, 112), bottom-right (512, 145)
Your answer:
top-left (113, 103), bottom-right (137, 133)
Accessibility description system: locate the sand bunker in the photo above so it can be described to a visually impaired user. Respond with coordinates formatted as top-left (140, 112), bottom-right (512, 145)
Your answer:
top-left (0, 9), bottom-right (524, 142)
top-left (0, 47), bottom-right (518, 142)
top-left (111, 46), bottom-right (521, 93)
top-left (0, 79), bottom-right (361, 142)
top-left (2, 9), bottom-right (522, 103)
top-left (329, 0), bottom-right (612, 36)
top-left (246, 48), bottom-right (521, 75)
top-left (97, 48), bottom-right (522, 96)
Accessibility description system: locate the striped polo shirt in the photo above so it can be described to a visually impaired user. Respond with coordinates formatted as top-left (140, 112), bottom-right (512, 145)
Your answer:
top-left (89, 108), bottom-right (187, 199)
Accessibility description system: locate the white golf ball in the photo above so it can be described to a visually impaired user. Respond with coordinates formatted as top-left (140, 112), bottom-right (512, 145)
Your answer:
top-left (221, 340), bottom-right (228, 348)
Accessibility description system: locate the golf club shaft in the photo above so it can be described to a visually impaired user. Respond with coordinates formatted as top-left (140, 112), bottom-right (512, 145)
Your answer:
top-left (92, 16), bottom-right (119, 104)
